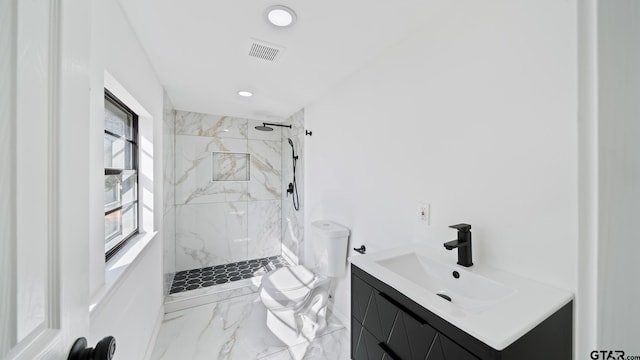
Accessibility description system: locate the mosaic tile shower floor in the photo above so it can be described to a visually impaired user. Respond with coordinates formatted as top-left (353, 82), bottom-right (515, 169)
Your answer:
top-left (169, 256), bottom-right (290, 294)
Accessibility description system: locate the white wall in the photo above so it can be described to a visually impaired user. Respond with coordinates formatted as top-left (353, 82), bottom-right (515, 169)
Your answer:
top-left (88, 0), bottom-right (165, 357)
top-left (0, 0), bottom-right (15, 353)
top-left (89, 241), bottom-right (162, 358)
top-left (596, 0), bottom-right (640, 353)
top-left (577, 0), bottom-right (599, 356)
top-left (305, 0), bottom-right (578, 339)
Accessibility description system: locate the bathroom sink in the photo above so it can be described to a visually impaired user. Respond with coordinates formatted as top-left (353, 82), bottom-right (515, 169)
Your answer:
top-left (375, 253), bottom-right (515, 312)
top-left (350, 243), bottom-right (573, 350)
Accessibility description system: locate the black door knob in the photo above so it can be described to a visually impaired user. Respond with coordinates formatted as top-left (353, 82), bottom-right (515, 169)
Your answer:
top-left (68, 336), bottom-right (116, 360)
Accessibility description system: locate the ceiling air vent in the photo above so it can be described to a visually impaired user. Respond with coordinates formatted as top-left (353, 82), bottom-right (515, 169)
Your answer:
top-left (248, 38), bottom-right (284, 62)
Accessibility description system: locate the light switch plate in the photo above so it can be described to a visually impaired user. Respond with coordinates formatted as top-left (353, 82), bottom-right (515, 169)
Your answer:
top-left (418, 202), bottom-right (430, 225)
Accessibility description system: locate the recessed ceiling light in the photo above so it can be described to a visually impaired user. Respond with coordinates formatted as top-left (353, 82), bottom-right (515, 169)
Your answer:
top-left (238, 90), bottom-right (253, 97)
top-left (266, 5), bottom-right (297, 28)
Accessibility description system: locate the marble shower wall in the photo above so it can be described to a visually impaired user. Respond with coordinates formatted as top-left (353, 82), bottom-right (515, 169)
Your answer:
top-left (281, 109), bottom-right (305, 264)
top-left (174, 110), bottom-right (283, 271)
top-left (162, 96), bottom-right (176, 296)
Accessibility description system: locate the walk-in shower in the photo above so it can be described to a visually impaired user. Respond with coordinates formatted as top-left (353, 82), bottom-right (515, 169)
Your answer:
top-left (164, 111), bottom-right (306, 303)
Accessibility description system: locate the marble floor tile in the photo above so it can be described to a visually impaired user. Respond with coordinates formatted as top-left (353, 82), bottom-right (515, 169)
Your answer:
top-left (256, 349), bottom-right (293, 360)
top-left (287, 328), bottom-right (349, 360)
top-left (151, 292), bottom-right (348, 360)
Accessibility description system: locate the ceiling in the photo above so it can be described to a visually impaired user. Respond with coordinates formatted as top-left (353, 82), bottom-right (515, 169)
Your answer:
top-left (118, 0), bottom-right (439, 121)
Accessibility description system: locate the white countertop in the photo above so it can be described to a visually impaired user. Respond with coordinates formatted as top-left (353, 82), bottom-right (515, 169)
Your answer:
top-left (349, 243), bottom-right (573, 351)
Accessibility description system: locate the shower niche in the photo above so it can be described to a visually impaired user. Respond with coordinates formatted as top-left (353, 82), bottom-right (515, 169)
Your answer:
top-left (163, 109), bottom-right (305, 296)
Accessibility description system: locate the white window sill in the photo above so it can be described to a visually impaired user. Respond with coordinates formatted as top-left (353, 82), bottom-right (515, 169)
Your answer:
top-left (89, 231), bottom-right (158, 315)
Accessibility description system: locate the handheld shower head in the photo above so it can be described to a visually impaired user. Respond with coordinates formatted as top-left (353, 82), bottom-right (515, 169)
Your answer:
top-left (287, 137), bottom-right (300, 211)
top-left (287, 138), bottom-right (296, 158)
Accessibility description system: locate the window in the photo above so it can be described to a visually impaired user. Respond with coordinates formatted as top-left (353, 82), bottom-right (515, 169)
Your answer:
top-left (104, 89), bottom-right (139, 261)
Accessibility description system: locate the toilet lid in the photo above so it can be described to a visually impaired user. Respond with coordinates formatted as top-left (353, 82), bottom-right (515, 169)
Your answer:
top-left (262, 265), bottom-right (316, 291)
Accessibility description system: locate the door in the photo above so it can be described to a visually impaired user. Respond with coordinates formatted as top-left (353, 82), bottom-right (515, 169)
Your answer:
top-left (1, 0), bottom-right (91, 359)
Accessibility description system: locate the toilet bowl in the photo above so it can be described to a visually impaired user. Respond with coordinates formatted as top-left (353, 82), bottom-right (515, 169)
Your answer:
top-left (259, 220), bottom-right (350, 345)
top-left (260, 265), bottom-right (331, 344)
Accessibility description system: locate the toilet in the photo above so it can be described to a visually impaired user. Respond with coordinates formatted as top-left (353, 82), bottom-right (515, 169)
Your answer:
top-left (259, 220), bottom-right (350, 345)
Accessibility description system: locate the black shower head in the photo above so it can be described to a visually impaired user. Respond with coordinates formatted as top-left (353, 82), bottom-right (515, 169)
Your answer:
top-left (288, 138), bottom-right (297, 159)
top-left (255, 124), bottom-right (274, 131)
top-left (255, 122), bottom-right (292, 131)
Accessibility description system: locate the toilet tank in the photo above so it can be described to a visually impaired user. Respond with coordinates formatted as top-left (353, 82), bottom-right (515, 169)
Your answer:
top-left (310, 220), bottom-right (350, 277)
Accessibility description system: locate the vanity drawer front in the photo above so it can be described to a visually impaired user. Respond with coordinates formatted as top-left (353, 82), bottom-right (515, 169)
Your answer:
top-left (351, 273), bottom-right (373, 324)
top-left (439, 334), bottom-right (479, 360)
top-left (374, 290), bottom-right (438, 360)
top-left (351, 319), bottom-right (387, 360)
top-left (353, 319), bottom-right (478, 360)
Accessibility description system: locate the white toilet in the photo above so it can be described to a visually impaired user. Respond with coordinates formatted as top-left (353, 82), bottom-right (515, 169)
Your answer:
top-left (259, 220), bottom-right (350, 345)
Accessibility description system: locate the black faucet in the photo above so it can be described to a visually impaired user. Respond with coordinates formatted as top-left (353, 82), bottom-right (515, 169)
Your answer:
top-left (443, 224), bottom-right (473, 267)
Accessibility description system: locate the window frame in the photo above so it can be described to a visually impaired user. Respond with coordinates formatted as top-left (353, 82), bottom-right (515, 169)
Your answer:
top-left (104, 89), bottom-right (140, 262)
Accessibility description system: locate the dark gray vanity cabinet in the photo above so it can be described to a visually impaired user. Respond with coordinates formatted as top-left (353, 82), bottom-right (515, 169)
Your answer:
top-left (351, 265), bottom-right (573, 360)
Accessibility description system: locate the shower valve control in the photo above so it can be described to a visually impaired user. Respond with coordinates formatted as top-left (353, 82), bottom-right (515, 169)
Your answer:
top-left (286, 183), bottom-right (294, 196)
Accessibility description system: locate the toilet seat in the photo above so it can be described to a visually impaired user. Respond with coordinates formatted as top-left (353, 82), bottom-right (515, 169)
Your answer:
top-left (260, 265), bottom-right (317, 310)
top-left (262, 265), bottom-right (316, 291)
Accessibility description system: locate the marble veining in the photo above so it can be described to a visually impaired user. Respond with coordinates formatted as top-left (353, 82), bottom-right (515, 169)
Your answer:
top-left (163, 108), bottom-right (176, 216)
top-left (175, 202), bottom-right (248, 271)
top-left (176, 110), bottom-right (247, 139)
top-left (248, 140), bottom-right (282, 201)
top-left (151, 292), bottom-right (348, 360)
top-left (281, 109), bottom-right (305, 263)
top-left (175, 135), bottom-right (248, 205)
top-left (164, 282), bottom-right (259, 314)
top-left (248, 200), bottom-right (282, 259)
top-left (282, 204), bottom-right (303, 261)
top-left (288, 326), bottom-right (349, 360)
top-left (212, 152), bottom-right (250, 181)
